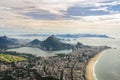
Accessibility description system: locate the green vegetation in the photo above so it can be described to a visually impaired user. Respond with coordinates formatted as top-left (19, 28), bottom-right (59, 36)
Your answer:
top-left (0, 54), bottom-right (27, 62)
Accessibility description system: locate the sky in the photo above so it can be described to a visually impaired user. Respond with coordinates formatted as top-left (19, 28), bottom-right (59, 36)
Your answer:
top-left (0, 0), bottom-right (120, 35)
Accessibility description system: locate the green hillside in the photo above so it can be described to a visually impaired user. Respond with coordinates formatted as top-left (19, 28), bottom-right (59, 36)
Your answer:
top-left (0, 54), bottom-right (27, 62)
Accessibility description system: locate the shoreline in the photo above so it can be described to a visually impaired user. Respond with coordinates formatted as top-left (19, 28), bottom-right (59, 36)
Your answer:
top-left (85, 50), bottom-right (106, 80)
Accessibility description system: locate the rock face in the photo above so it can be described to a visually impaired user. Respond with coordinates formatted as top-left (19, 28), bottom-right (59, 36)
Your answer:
top-left (0, 36), bottom-right (16, 49)
top-left (27, 35), bottom-right (73, 51)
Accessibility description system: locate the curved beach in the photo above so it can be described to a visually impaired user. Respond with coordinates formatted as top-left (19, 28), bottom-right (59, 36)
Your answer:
top-left (85, 50), bottom-right (106, 80)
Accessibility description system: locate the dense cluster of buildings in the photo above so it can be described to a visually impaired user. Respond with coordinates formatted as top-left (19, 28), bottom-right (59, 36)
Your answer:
top-left (34, 46), bottom-right (108, 80)
top-left (0, 45), bottom-right (108, 80)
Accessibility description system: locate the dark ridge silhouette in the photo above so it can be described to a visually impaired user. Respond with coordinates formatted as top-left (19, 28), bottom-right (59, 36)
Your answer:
top-left (29, 39), bottom-right (41, 45)
top-left (0, 36), bottom-right (16, 49)
top-left (28, 35), bottom-right (73, 51)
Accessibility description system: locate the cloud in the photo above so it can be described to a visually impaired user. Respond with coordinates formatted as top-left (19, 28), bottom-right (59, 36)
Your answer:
top-left (0, 0), bottom-right (120, 20)
top-left (0, 0), bottom-right (120, 34)
top-left (67, 6), bottom-right (110, 17)
top-left (79, 13), bottom-right (120, 23)
top-left (94, 1), bottom-right (120, 7)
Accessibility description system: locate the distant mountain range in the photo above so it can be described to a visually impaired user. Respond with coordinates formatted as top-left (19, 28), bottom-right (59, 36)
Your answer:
top-left (0, 35), bottom-right (77, 51)
top-left (0, 35), bottom-right (102, 51)
top-left (0, 36), bottom-right (18, 49)
top-left (18, 33), bottom-right (111, 38)
top-left (55, 34), bottom-right (110, 38)
top-left (27, 35), bottom-right (74, 51)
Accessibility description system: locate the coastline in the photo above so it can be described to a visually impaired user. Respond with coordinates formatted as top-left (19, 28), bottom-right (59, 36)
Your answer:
top-left (85, 50), bottom-right (106, 80)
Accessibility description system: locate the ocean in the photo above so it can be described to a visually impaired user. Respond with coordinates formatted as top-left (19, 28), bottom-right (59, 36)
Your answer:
top-left (74, 35), bottom-right (120, 80)
top-left (8, 35), bottom-right (120, 80)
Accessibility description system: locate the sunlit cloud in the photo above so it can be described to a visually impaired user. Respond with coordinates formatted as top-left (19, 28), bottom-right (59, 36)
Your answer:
top-left (0, 0), bottom-right (120, 34)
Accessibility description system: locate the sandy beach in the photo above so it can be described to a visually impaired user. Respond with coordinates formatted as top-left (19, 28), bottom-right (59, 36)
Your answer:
top-left (85, 50), bottom-right (106, 80)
